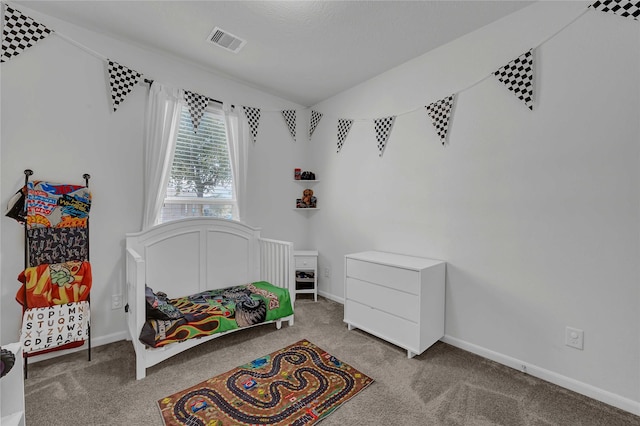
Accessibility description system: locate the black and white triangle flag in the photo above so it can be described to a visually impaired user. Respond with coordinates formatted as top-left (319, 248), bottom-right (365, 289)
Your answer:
top-left (426, 94), bottom-right (456, 145)
top-left (494, 49), bottom-right (534, 110)
top-left (282, 110), bottom-right (296, 141)
top-left (1, 5), bottom-right (53, 63)
top-left (309, 110), bottom-right (323, 140)
top-left (184, 91), bottom-right (209, 133)
top-left (107, 60), bottom-right (142, 112)
top-left (590, 0), bottom-right (640, 19)
top-left (337, 119), bottom-right (354, 153)
top-left (242, 106), bottom-right (261, 143)
top-left (374, 116), bottom-right (396, 157)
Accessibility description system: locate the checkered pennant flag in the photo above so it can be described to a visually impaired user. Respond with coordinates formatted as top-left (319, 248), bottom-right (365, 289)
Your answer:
top-left (107, 60), bottom-right (142, 112)
top-left (309, 110), bottom-right (323, 140)
top-left (184, 91), bottom-right (209, 133)
top-left (590, 0), bottom-right (640, 19)
top-left (243, 106), bottom-right (261, 143)
top-left (1, 5), bottom-right (53, 63)
top-left (374, 116), bottom-right (396, 157)
top-left (494, 49), bottom-right (534, 110)
top-left (282, 110), bottom-right (297, 141)
top-left (426, 94), bottom-right (456, 146)
top-left (337, 119), bottom-right (354, 153)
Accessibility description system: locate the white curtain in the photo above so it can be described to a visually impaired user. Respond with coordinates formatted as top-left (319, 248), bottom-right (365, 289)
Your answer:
top-left (224, 103), bottom-right (249, 222)
top-left (141, 82), bottom-right (182, 230)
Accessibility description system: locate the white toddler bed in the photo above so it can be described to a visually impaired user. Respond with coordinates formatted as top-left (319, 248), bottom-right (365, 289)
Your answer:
top-left (125, 218), bottom-right (295, 380)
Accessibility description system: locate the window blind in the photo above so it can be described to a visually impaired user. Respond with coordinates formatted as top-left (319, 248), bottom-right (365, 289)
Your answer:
top-left (167, 106), bottom-right (233, 200)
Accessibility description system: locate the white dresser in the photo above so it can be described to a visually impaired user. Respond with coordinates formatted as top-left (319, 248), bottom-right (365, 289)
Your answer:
top-left (344, 251), bottom-right (445, 358)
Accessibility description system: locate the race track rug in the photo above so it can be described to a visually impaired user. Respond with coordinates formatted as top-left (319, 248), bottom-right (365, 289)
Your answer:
top-left (158, 339), bottom-right (374, 425)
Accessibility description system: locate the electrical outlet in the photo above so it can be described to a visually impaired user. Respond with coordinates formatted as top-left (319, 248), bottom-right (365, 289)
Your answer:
top-left (112, 294), bottom-right (123, 310)
top-left (324, 267), bottom-right (331, 278)
top-left (565, 326), bottom-right (584, 350)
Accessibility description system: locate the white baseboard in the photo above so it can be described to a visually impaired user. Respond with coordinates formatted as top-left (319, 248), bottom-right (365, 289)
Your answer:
top-left (441, 335), bottom-right (640, 416)
top-left (318, 289), bottom-right (344, 304)
top-left (295, 293), bottom-right (639, 416)
top-left (26, 331), bottom-right (129, 363)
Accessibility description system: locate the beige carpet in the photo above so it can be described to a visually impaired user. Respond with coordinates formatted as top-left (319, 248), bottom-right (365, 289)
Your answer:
top-left (24, 297), bottom-right (639, 425)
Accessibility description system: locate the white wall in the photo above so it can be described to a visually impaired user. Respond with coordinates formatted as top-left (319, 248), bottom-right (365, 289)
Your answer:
top-left (244, 108), bottom-right (315, 246)
top-left (2, 0), bottom-right (638, 416)
top-left (310, 1), bottom-right (639, 413)
top-left (0, 6), bottom-right (309, 349)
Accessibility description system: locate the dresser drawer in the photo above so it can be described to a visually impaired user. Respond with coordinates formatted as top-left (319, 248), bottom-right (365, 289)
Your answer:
top-left (346, 278), bottom-right (419, 323)
top-left (345, 299), bottom-right (418, 351)
top-left (295, 256), bottom-right (317, 269)
top-left (346, 258), bottom-right (419, 295)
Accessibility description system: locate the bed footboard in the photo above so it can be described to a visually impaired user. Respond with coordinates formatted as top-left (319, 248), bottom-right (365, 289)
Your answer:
top-left (125, 247), bottom-right (148, 380)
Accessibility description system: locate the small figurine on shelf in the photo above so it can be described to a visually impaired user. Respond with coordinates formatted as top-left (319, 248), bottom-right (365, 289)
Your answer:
top-left (296, 188), bottom-right (317, 208)
top-left (300, 171), bottom-right (316, 180)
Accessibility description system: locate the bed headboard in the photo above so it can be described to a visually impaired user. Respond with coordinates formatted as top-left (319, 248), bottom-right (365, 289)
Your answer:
top-left (126, 218), bottom-right (257, 297)
top-left (126, 218), bottom-right (293, 298)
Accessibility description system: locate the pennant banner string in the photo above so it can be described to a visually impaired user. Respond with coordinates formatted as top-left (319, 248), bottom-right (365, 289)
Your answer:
top-left (1, 3), bottom-right (52, 63)
top-left (590, 0), bottom-right (640, 20)
top-left (1, 2), bottom-right (628, 125)
top-left (34, 4), bottom-right (231, 107)
top-left (309, 110), bottom-right (323, 140)
top-left (2, 3), bottom-right (108, 63)
top-left (184, 91), bottom-right (210, 132)
top-left (51, 26), bottom-right (108, 63)
top-left (2, 1), bottom-right (232, 105)
top-left (108, 59), bottom-right (141, 111)
top-left (281, 109), bottom-right (297, 141)
top-left (312, 5), bottom-right (595, 123)
top-left (449, 7), bottom-right (591, 99)
top-left (534, 7), bottom-right (591, 50)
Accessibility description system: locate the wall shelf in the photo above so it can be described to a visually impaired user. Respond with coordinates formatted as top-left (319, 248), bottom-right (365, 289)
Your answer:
top-left (294, 177), bottom-right (318, 209)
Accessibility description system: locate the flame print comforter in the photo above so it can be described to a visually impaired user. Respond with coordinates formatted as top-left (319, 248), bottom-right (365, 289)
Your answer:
top-left (139, 281), bottom-right (294, 348)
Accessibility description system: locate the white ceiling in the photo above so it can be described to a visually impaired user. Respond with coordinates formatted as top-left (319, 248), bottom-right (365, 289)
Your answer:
top-left (16, 1), bottom-right (534, 106)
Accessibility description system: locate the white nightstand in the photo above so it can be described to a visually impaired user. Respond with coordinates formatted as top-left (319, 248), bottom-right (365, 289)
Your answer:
top-left (294, 250), bottom-right (318, 302)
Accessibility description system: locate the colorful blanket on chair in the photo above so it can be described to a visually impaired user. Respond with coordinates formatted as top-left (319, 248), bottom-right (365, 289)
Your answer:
top-left (139, 281), bottom-right (294, 348)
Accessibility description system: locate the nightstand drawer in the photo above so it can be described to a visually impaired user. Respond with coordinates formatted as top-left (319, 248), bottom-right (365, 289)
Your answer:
top-left (295, 256), bottom-right (317, 269)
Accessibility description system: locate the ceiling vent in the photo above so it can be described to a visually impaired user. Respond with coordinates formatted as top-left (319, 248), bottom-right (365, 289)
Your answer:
top-left (207, 27), bottom-right (246, 53)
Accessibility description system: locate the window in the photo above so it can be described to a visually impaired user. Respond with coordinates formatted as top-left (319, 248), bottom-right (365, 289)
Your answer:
top-left (159, 105), bottom-right (237, 223)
